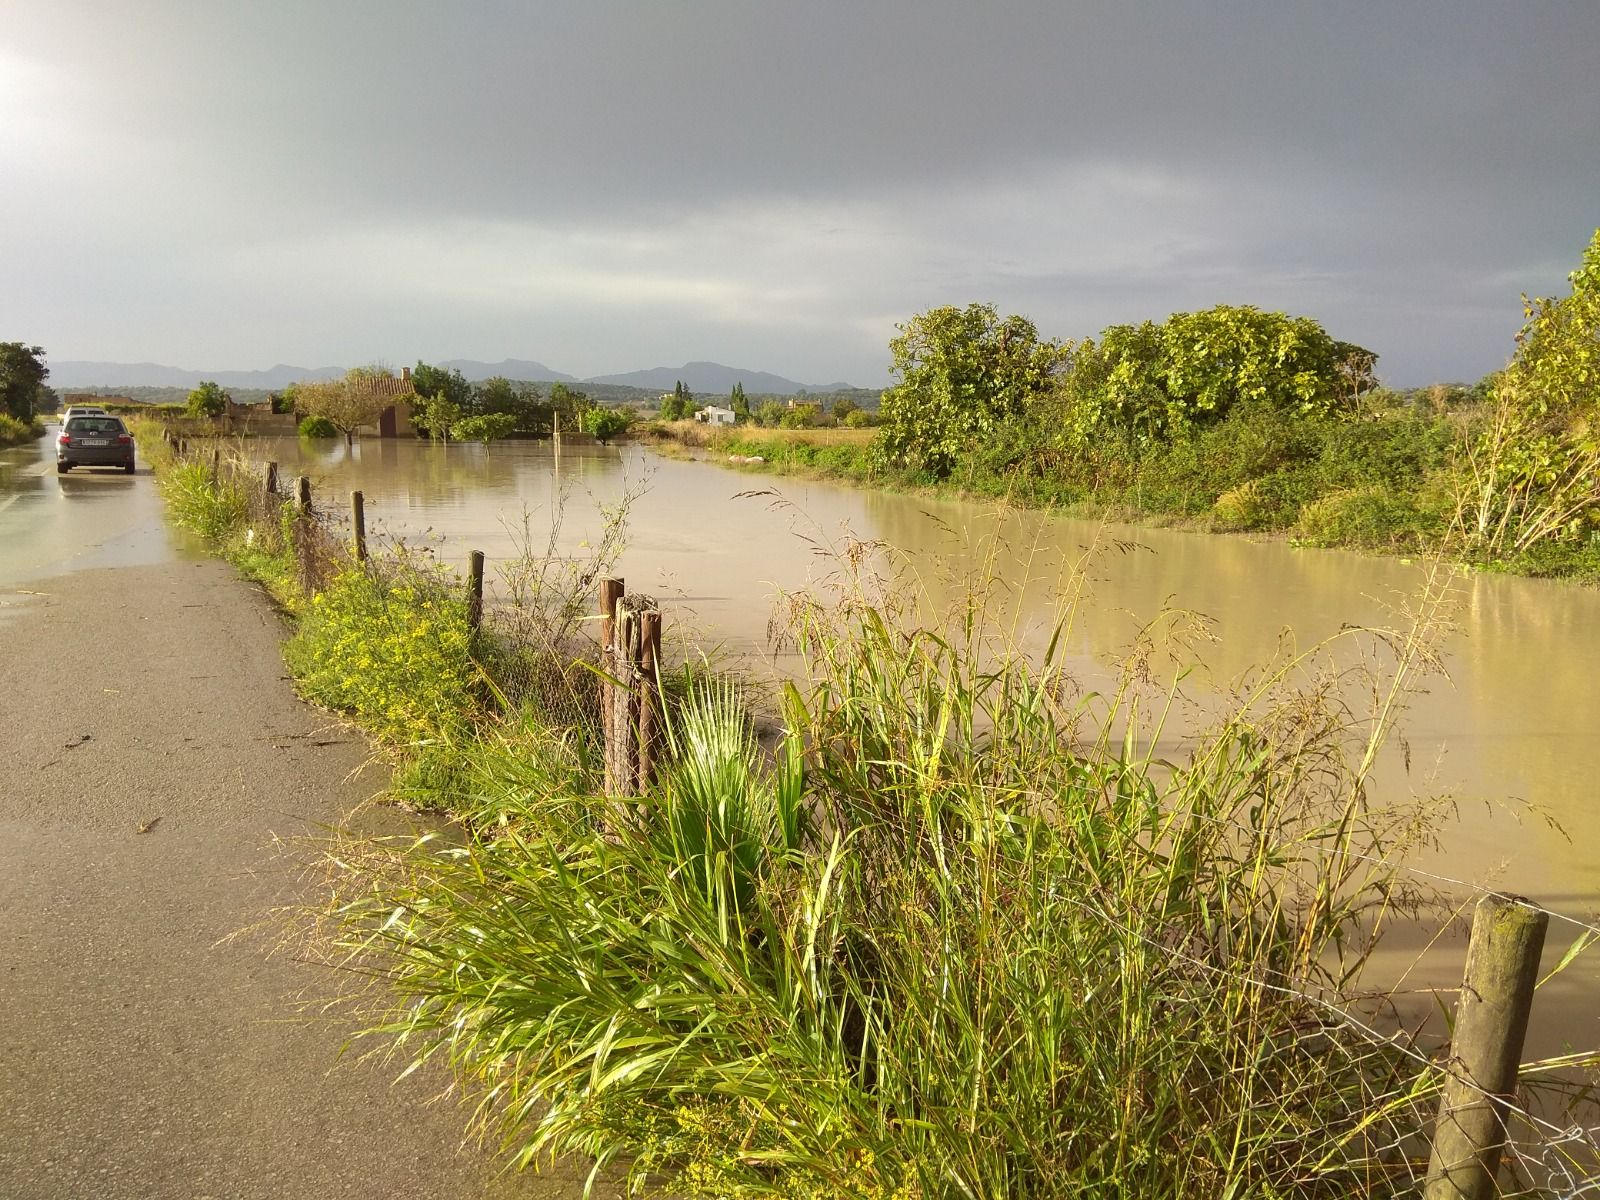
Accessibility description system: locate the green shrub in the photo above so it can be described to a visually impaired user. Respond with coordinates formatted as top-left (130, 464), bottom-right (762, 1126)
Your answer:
top-left (1293, 486), bottom-right (1439, 549)
top-left (298, 415), bottom-right (337, 438)
top-left (158, 461), bottom-right (249, 544)
top-left (284, 565), bottom-right (477, 746)
top-left (1211, 481), bottom-right (1268, 530)
top-left (0, 413), bottom-right (44, 446)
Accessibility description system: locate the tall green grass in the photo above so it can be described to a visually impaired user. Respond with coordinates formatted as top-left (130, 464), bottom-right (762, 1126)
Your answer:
top-left (0, 413), bottom-right (44, 446)
top-left (309, 552), bottom-right (1485, 1198)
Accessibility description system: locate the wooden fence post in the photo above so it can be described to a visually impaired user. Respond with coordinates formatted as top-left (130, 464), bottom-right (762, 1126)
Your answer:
top-left (350, 490), bottom-right (366, 563)
top-left (467, 550), bottom-right (485, 632)
top-left (635, 609), bottom-right (662, 791)
top-left (209, 447), bottom-right (220, 484)
top-left (609, 608), bottom-right (640, 798)
top-left (598, 578), bottom-right (625, 796)
top-left (264, 460), bottom-right (278, 496)
top-left (295, 475), bottom-right (312, 515)
top-left (1424, 894), bottom-right (1549, 1200)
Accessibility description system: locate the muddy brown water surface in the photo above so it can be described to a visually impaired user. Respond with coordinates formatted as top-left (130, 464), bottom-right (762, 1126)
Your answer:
top-left (240, 434), bottom-right (1600, 1060)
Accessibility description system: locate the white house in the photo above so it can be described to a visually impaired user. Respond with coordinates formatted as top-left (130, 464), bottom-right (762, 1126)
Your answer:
top-left (696, 405), bottom-right (737, 426)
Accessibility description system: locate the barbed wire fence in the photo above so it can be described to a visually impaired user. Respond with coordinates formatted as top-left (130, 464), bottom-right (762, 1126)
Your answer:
top-left (163, 429), bottom-right (1600, 1197)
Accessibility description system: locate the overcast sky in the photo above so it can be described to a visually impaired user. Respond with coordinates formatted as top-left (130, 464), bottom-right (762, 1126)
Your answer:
top-left (2, 1), bottom-right (1596, 387)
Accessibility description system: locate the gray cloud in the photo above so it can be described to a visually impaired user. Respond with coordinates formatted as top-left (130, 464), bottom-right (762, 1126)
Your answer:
top-left (2, 0), bottom-right (1596, 385)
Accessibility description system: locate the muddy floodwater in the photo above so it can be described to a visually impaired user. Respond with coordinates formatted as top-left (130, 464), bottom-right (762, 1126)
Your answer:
top-left (249, 435), bottom-right (1600, 1054)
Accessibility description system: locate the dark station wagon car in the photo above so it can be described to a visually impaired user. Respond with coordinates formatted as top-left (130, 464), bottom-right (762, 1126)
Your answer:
top-left (57, 415), bottom-right (136, 474)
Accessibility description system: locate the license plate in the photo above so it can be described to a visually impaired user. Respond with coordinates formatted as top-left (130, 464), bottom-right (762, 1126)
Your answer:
top-left (82, 439), bottom-right (108, 446)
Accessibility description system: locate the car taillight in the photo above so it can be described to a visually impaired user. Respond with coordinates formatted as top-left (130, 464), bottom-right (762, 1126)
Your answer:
top-left (116, 435), bottom-right (131, 445)
top-left (58, 434), bottom-right (72, 446)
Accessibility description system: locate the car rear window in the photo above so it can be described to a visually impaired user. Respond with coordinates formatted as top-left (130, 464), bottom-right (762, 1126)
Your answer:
top-left (65, 417), bottom-right (125, 435)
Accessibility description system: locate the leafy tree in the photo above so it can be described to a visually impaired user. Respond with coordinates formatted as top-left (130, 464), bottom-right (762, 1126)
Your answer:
top-left (416, 393), bottom-right (463, 442)
top-left (755, 400), bottom-right (786, 427)
top-left (780, 403), bottom-right (823, 429)
top-left (452, 412), bottom-right (517, 446)
top-left (843, 408), bottom-right (878, 429)
top-left (830, 394), bottom-right (859, 421)
top-left (472, 375), bottom-right (546, 434)
top-left (1510, 226), bottom-right (1600, 420)
top-left (269, 389), bottom-right (295, 415)
top-left (186, 379), bottom-right (230, 419)
top-left (1465, 227), bottom-right (1600, 553)
top-left (295, 366), bottom-right (406, 448)
top-left (1066, 306), bottom-right (1377, 443)
top-left (547, 382), bottom-right (589, 432)
top-left (876, 304), bottom-right (1070, 478)
top-left (411, 362), bottom-right (473, 410)
top-left (410, 362), bottom-right (472, 439)
top-left (580, 406), bottom-right (631, 444)
top-left (0, 343), bottom-right (48, 421)
top-left (659, 392), bottom-right (689, 421)
top-left (729, 381), bottom-right (750, 422)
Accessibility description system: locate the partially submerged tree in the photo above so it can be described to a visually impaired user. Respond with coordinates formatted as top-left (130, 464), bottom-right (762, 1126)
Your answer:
top-left (452, 412), bottom-right (516, 447)
top-left (580, 406), bottom-right (631, 445)
top-left (416, 392), bottom-right (463, 442)
top-left (295, 366), bottom-right (411, 448)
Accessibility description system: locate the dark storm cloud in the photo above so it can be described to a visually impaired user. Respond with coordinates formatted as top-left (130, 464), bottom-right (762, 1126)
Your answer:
top-left (2, 0), bottom-right (1596, 383)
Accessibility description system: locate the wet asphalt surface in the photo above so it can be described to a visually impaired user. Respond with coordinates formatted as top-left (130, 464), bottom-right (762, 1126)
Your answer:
top-left (0, 435), bottom-right (617, 1198)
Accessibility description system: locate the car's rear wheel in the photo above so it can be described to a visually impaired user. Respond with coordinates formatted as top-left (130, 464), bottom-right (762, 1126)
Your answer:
top-left (124, 461), bottom-right (136, 474)
top-left (56, 462), bottom-right (69, 474)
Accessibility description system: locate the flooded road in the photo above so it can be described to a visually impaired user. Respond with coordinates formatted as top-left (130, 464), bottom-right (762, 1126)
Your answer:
top-left (246, 434), bottom-right (1600, 1056)
top-left (0, 425), bottom-right (177, 589)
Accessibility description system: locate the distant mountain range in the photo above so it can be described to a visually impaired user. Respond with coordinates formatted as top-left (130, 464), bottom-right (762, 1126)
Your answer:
top-left (49, 361), bottom-right (346, 390)
top-left (437, 358), bottom-right (576, 383)
top-left (586, 361), bottom-right (855, 396)
top-left (49, 358), bottom-right (859, 397)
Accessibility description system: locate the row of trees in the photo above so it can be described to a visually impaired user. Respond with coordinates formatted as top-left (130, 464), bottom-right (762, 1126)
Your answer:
top-left (875, 303), bottom-right (1379, 478)
top-left (872, 227), bottom-right (1600, 559)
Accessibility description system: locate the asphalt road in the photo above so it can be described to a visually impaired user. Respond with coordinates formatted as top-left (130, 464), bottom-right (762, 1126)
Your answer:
top-left (0, 442), bottom-right (613, 1198)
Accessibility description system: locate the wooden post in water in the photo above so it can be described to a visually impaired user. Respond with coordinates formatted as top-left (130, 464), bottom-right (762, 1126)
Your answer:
top-left (1424, 894), bottom-right (1549, 1200)
top-left (635, 609), bottom-right (662, 791)
top-left (264, 460), bottom-right (278, 496)
top-left (295, 475), bottom-right (312, 515)
top-left (598, 577), bottom-right (625, 796)
top-left (467, 550), bottom-right (485, 632)
top-left (350, 490), bottom-right (367, 563)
